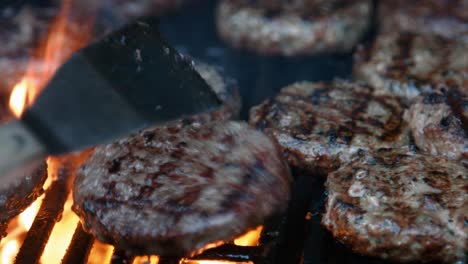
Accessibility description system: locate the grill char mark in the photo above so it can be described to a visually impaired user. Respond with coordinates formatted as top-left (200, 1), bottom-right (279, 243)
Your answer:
top-left (447, 89), bottom-right (468, 137)
top-left (249, 81), bottom-right (408, 175)
top-left (388, 32), bottom-right (415, 79)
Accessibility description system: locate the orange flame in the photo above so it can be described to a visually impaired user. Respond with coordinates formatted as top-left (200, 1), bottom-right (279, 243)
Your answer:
top-left (8, 0), bottom-right (93, 117)
top-left (234, 226), bottom-right (263, 247)
top-left (88, 242), bottom-right (114, 264)
top-left (1, 0), bottom-right (94, 263)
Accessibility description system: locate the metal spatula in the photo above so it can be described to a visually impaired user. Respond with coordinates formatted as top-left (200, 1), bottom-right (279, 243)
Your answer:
top-left (0, 17), bottom-right (221, 186)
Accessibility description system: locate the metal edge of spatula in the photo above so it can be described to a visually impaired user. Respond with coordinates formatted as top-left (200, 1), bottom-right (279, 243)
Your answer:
top-left (0, 16), bottom-right (222, 187)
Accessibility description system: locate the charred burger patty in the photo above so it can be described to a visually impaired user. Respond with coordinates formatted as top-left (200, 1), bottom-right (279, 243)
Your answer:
top-left (354, 31), bottom-right (467, 101)
top-left (216, 0), bottom-right (371, 56)
top-left (249, 80), bottom-right (409, 175)
top-left (73, 121), bottom-right (291, 255)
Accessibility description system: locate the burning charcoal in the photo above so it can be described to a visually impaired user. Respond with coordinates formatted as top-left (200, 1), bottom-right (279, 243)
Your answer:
top-left (215, 0), bottom-right (372, 56)
top-left (322, 148), bottom-right (467, 263)
top-left (354, 31), bottom-right (468, 101)
top-left (73, 121), bottom-right (291, 256)
top-left (249, 80), bottom-right (410, 175)
top-left (379, 0), bottom-right (468, 40)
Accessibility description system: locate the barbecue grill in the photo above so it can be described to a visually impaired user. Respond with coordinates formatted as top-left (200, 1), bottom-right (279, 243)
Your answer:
top-left (0, 0), bottom-right (401, 263)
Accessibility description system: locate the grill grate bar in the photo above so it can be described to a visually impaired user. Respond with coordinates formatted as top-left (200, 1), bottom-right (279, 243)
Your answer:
top-left (15, 162), bottom-right (73, 264)
top-left (61, 223), bottom-right (94, 264)
top-left (190, 244), bottom-right (264, 262)
top-left (0, 222), bottom-right (8, 239)
top-left (158, 256), bottom-right (181, 264)
top-left (111, 248), bottom-right (135, 264)
top-left (273, 174), bottom-right (320, 264)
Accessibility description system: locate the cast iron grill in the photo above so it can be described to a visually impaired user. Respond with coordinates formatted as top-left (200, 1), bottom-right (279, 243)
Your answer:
top-left (0, 0), bottom-right (396, 263)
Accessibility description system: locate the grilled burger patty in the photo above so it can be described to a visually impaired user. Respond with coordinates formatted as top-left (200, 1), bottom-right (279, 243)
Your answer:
top-left (73, 121), bottom-right (291, 255)
top-left (216, 0), bottom-right (371, 56)
top-left (379, 0), bottom-right (468, 40)
top-left (249, 81), bottom-right (409, 175)
top-left (0, 162), bottom-right (47, 227)
top-left (322, 148), bottom-right (467, 263)
top-left (408, 91), bottom-right (467, 160)
top-left (354, 31), bottom-right (467, 101)
top-left (102, 0), bottom-right (190, 21)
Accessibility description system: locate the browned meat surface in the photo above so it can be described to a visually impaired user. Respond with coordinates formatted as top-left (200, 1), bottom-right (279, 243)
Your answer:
top-left (101, 0), bottom-right (191, 21)
top-left (216, 0), bottom-right (371, 56)
top-left (192, 62), bottom-right (241, 122)
top-left (249, 81), bottom-right (409, 175)
top-left (379, 0), bottom-right (468, 40)
top-left (0, 6), bottom-right (56, 93)
top-left (322, 148), bottom-right (467, 263)
top-left (0, 162), bottom-right (47, 229)
top-left (408, 91), bottom-right (467, 160)
top-left (73, 121), bottom-right (291, 255)
top-left (354, 31), bottom-right (468, 101)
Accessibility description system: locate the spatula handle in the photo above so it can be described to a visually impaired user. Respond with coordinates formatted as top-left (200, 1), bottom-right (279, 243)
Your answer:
top-left (0, 120), bottom-right (46, 187)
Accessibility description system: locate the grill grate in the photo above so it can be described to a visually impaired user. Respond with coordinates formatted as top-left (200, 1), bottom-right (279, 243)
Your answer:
top-left (15, 162), bottom-right (73, 264)
top-left (61, 224), bottom-right (94, 264)
top-left (0, 155), bottom-right (313, 264)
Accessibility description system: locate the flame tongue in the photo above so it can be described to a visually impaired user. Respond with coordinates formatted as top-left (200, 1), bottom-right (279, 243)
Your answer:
top-left (8, 0), bottom-right (93, 118)
top-left (1, 1), bottom-right (95, 263)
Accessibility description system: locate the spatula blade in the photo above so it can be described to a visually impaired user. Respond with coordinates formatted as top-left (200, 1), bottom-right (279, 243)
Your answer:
top-left (21, 17), bottom-right (221, 154)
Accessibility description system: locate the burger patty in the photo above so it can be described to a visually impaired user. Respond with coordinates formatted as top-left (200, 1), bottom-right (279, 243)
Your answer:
top-left (354, 31), bottom-right (467, 101)
top-left (101, 0), bottom-right (191, 21)
top-left (379, 0), bottom-right (468, 40)
top-left (216, 0), bottom-right (371, 56)
top-left (73, 121), bottom-right (291, 255)
top-left (249, 80), bottom-right (409, 175)
top-left (408, 91), bottom-right (467, 160)
top-left (0, 162), bottom-right (47, 227)
top-left (322, 148), bottom-right (467, 263)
